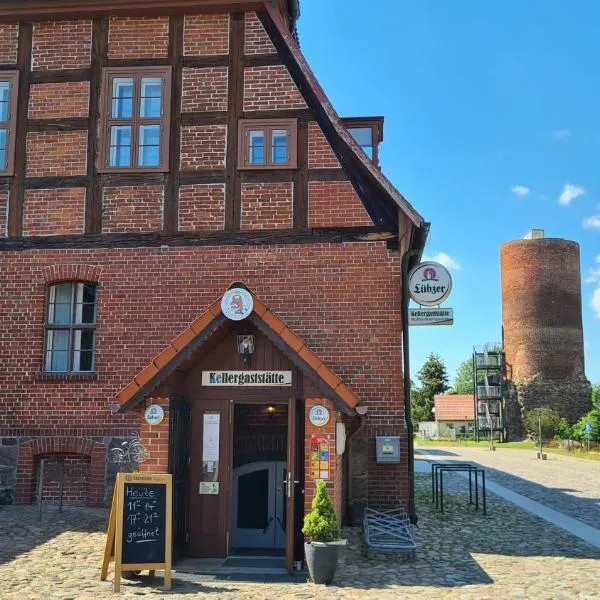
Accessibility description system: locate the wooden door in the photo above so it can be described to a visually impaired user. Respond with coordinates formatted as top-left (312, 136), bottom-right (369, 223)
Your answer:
top-left (188, 399), bottom-right (232, 557)
top-left (285, 397), bottom-right (297, 573)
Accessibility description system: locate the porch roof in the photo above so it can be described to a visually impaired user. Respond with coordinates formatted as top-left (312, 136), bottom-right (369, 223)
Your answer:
top-left (116, 285), bottom-right (360, 415)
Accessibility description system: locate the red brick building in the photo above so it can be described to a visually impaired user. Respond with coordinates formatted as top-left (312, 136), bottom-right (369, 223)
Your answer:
top-left (0, 0), bottom-right (427, 569)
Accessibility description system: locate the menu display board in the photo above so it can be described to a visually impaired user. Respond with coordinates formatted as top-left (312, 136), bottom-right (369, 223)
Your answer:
top-left (101, 473), bottom-right (172, 593)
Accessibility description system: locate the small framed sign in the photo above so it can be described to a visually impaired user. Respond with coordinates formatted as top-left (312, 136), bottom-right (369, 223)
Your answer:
top-left (309, 405), bottom-right (330, 427)
top-left (144, 405), bottom-right (164, 426)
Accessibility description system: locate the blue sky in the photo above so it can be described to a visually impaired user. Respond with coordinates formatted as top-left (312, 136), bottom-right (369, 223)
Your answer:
top-left (298, 0), bottom-right (600, 385)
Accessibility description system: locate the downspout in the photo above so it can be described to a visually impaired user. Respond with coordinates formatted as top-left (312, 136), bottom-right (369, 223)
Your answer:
top-left (402, 248), bottom-right (421, 525)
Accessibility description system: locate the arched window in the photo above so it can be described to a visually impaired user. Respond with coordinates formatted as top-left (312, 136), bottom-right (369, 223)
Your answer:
top-left (44, 282), bottom-right (97, 373)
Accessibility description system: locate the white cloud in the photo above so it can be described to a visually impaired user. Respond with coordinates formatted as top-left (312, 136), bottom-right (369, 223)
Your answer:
top-left (423, 252), bottom-right (462, 271)
top-left (585, 257), bottom-right (600, 284)
top-left (552, 129), bottom-right (570, 140)
top-left (591, 288), bottom-right (600, 319)
top-left (558, 183), bottom-right (585, 206)
top-left (583, 215), bottom-right (600, 230)
top-left (511, 185), bottom-right (530, 197)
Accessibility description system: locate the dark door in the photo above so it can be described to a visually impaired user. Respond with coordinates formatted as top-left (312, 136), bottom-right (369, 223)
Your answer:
top-left (188, 399), bottom-right (232, 557)
top-left (285, 397), bottom-right (297, 573)
top-left (169, 397), bottom-right (191, 559)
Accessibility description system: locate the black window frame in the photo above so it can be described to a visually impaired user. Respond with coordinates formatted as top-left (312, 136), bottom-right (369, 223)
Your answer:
top-left (43, 281), bottom-right (98, 374)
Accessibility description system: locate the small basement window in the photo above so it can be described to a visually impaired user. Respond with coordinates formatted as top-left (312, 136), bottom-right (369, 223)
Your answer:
top-left (98, 66), bottom-right (172, 172)
top-left (238, 119), bottom-right (297, 169)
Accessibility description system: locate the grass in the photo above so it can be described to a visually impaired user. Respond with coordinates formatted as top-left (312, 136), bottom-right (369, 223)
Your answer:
top-left (415, 438), bottom-right (600, 461)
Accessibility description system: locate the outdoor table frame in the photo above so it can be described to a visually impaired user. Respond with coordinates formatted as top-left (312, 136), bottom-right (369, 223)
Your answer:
top-left (430, 462), bottom-right (487, 516)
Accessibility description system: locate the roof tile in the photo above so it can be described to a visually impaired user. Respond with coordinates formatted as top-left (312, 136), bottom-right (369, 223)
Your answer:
top-left (298, 345), bottom-right (323, 372)
top-left (171, 327), bottom-right (196, 351)
top-left (252, 297), bottom-right (268, 317)
top-left (262, 310), bottom-right (286, 334)
top-left (280, 327), bottom-right (304, 352)
top-left (134, 363), bottom-right (159, 388)
top-left (434, 395), bottom-right (474, 421)
top-left (117, 380), bottom-right (140, 406)
top-left (153, 345), bottom-right (177, 370)
top-left (334, 382), bottom-right (359, 408)
top-left (317, 363), bottom-right (342, 389)
top-left (190, 311), bottom-right (215, 334)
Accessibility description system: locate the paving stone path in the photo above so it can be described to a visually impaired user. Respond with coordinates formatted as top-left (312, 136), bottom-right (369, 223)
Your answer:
top-left (1, 476), bottom-right (599, 599)
top-left (415, 445), bottom-right (600, 529)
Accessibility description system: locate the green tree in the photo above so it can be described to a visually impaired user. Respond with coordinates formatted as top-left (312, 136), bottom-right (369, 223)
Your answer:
top-left (450, 358), bottom-right (474, 394)
top-left (524, 407), bottom-right (562, 440)
top-left (411, 354), bottom-right (449, 422)
top-left (592, 384), bottom-right (600, 410)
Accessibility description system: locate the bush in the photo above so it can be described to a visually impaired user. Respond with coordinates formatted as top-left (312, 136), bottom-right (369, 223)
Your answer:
top-left (302, 481), bottom-right (339, 543)
top-left (555, 418), bottom-right (572, 441)
top-left (524, 407), bottom-right (562, 440)
top-left (571, 410), bottom-right (600, 442)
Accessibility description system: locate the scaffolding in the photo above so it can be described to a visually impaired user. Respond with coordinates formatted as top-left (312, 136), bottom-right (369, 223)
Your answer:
top-left (473, 343), bottom-right (506, 442)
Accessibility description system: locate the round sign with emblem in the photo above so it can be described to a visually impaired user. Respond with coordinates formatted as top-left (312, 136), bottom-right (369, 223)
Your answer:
top-left (408, 261), bottom-right (453, 306)
top-left (144, 404), bottom-right (164, 426)
top-left (221, 288), bottom-right (253, 321)
top-left (309, 405), bottom-right (330, 427)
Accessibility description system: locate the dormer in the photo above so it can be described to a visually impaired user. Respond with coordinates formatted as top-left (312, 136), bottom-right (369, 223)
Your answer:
top-left (342, 117), bottom-right (384, 166)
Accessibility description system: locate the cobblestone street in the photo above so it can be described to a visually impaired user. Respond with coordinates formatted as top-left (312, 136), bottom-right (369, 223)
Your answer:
top-left (1, 475), bottom-right (599, 599)
top-left (415, 445), bottom-right (600, 529)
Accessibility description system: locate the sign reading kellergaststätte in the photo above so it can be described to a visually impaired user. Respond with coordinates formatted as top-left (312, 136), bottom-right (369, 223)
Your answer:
top-left (201, 371), bottom-right (292, 386)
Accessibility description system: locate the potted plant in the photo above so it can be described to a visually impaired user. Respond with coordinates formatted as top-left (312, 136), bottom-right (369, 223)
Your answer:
top-left (302, 481), bottom-right (345, 584)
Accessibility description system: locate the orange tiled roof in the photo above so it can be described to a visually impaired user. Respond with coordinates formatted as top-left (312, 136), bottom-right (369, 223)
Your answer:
top-left (434, 395), bottom-right (474, 421)
top-left (117, 285), bottom-right (360, 413)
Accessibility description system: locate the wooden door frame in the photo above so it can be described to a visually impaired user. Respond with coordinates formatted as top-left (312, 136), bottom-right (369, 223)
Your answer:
top-left (227, 396), bottom-right (302, 567)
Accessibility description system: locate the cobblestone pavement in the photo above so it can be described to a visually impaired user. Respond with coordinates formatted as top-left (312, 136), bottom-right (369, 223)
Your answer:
top-left (1, 478), bottom-right (599, 600)
top-left (415, 445), bottom-right (600, 529)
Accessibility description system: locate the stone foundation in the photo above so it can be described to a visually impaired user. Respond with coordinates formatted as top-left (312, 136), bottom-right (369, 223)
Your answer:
top-left (505, 379), bottom-right (592, 439)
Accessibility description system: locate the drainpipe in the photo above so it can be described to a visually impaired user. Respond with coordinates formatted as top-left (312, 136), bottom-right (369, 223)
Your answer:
top-left (402, 248), bottom-right (421, 525)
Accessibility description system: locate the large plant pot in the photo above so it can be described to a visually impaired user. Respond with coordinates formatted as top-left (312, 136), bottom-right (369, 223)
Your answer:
top-left (304, 541), bottom-right (341, 585)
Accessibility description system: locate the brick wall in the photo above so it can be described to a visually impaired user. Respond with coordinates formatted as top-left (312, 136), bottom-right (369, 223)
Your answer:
top-left (108, 17), bottom-right (169, 59)
top-left (23, 188), bottom-right (85, 236)
top-left (184, 14), bottom-right (229, 56)
top-left (139, 397), bottom-right (170, 473)
top-left (102, 186), bottom-right (163, 233)
top-left (0, 24), bottom-right (18, 64)
top-left (180, 125), bottom-right (227, 170)
top-left (244, 12), bottom-right (276, 55)
top-left (179, 184), bottom-right (225, 231)
top-left (29, 82), bottom-right (90, 119)
top-left (308, 181), bottom-right (373, 228)
top-left (182, 68), bottom-right (229, 113)
top-left (244, 66), bottom-right (307, 111)
top-left (32, 21), bottom-right (92, 70)
top-left (308, 122), bottom-right (340, 169)
top-left (26, 131), bottom-right (87, 177)
top-left (0, 191), bottom-right (7, 238)
top-left (241, 182), bottom-right (293, 230)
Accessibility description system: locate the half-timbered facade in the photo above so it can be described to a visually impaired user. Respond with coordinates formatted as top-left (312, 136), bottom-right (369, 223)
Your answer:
top-left (0, 0), bottom-right (428, 568)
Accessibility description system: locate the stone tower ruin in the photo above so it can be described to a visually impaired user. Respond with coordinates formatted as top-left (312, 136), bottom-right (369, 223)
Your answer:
top-left (500, 233), bottom-right (592, 438)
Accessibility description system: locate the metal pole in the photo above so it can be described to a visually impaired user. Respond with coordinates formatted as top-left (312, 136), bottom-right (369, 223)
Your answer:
top-left (402, 248), bottom-right (421, 524)
top-left (37, 460), bottom-right (45, 522)
top-left (539, 414), bottom-right (543, 456)
top-left (59, 459), bottom-right (65, 513)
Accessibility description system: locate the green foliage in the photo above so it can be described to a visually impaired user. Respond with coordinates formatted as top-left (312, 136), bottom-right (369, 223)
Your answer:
top-left (571, 409), bottom-right (600, 442)
top-left (302, 481), bottom-right (339, 543)
top-left (451, 358), bottom-right (474, 394)
top-left (524, 407), bottom-right (562, 440)
top-left (411, 354), bottom-right (449, 423)
top-left (592, 384), bottom-right (600, 410)
top-left (555, 418), bottom-right (572, 440)
top-left (417, 353), bottom-right (450, 397)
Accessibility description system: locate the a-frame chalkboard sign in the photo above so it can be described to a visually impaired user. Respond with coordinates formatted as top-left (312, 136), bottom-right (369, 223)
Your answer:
top-left (101, 473), bottom-right (172, 592)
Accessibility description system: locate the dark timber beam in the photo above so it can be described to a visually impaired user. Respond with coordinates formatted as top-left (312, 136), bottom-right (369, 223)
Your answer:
top-left (224, 13), bottom-right (244, 230)
top-left (163, 16), bottom-right (184, 234)
top-left (0, 226), bottom-right (398, 251)
top-left (7, 23), bottom-right (32, 237)
top-left (85, 19), bottom-right (108, 234)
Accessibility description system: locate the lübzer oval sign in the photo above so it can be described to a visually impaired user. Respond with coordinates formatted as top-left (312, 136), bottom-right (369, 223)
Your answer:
top-left (221, 288), bottom-right (253, 321)
top-left (309, 405), bottom-right (330, 427)
top-left (408, 262), bottom-right (452, 306)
